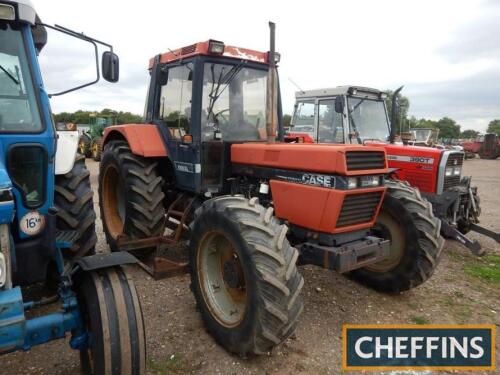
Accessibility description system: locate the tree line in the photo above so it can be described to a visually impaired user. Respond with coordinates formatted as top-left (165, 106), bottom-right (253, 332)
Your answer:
top-left (54, 108), bottom-right (142, 125)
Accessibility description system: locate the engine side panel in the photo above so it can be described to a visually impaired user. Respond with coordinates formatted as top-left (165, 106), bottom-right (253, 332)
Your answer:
top-left (231, 143), bottom-right (388, 175)
top-left (368, 143), bottom-right (442, 193)
top-left (270, 179), bottom-right (385, 234)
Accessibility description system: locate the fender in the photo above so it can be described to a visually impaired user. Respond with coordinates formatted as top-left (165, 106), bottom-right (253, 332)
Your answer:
top-left (55, 130), bottom-right (79, 175)
top-left (74, 251), bottom-right (137, 272)
top-left (102, 124), bottom-right (168, 157)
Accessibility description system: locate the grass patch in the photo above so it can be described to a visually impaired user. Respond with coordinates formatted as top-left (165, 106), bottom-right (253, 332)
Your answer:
top-left (410, 315), bottom-right (429, 325)
top-left (465, 255), bottom-right (500, 284)
top-left (147, 353), bottom-right (200, 375)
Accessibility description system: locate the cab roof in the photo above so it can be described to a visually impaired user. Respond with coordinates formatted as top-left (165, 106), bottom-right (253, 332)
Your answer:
top-left (295, 86), bottom-right (384, 99)
top-left (148, 40), bottom-right (270, 69)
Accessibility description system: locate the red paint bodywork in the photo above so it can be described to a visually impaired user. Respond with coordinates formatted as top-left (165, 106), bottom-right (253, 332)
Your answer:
top-left (461, 140), bottom-right (482, 153)
top-left (149, 41), bottom-right (269, 69)
top-left (368, 143), bottom-right (442, 193)
top-left (286, 131), bottom-right (443, 193)
top-left (232, 143), bottom-right (388, 233)
top-left (231, 143), bottom-right (388, 176)
top-left (102, 124), bottom-right (168, 157)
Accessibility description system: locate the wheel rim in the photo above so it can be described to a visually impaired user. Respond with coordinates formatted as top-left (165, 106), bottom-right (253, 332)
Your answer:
top-left (79, 141), bottom-right (85, 154)
top-left (92, 143), bottom-right (98, 158)
top-left (197, 231), bottom-right (247, 328)
top-left (365, 211), bottom-right (405, 273)
top-left (102, 164), bottom-right (125, 239)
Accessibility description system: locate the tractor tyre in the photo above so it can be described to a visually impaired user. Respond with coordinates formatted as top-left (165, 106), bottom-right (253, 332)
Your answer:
top-left (55, 154), bottom-right (97, 258)
top-left (78, 266), bottom-right (146, 375)
top-left (79, 134), bottom-right (92, 158)
top-left (92, 137), bottom-right (103, 162)
top-left (349, 180), bottom-right (444, 292)
top-left (99, 140), bottom-right (165, 257)
top-left (189, 196), bottom-right (304, 356)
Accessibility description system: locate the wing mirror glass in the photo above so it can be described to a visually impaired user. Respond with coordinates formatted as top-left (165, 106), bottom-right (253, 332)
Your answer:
top-left (102, 51), bottom-right (119, 83)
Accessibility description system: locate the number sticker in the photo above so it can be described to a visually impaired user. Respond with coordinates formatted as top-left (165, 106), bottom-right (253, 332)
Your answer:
top-left (20, 211), bottom-right (45, 236)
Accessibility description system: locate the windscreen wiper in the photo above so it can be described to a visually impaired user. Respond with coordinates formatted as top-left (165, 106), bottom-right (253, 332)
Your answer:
top-left (0, 64), bottom-right (19, 85)
top-left (206, 61), bottom-right (246, 122)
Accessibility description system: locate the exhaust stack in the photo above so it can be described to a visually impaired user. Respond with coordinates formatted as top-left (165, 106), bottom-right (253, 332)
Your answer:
top-left (389, 85), bottom-right (404, 144)
top-left (266, 21), bottom-right (278, 143)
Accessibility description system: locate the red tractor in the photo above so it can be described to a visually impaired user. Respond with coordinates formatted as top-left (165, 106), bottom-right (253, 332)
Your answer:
top-left (478, 133), bottom-right (500, 159)
top-left (288, 86), bottom-right (500, 254)
top-left (97, 27), bottom-right (442, 356)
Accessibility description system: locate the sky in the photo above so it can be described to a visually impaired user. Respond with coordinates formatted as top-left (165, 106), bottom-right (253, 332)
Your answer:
top-left (35, 0), bottom-right (499, 132)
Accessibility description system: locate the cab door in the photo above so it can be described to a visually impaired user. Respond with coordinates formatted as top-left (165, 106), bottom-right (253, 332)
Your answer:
top-left (156, 64), bottom-right (199, 192)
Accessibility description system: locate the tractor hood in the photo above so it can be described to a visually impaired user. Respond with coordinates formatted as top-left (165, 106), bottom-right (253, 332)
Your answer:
top-left (231, 143), bottom-right (388, 176)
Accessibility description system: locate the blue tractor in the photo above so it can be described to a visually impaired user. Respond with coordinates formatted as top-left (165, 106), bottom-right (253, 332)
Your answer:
top-left (0, 1), bottom-right (145, 373)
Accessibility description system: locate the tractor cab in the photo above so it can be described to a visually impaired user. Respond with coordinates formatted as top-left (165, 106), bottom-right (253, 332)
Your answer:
top-left (139, 40), bottom-right (281, 194)
top-left (290, 86), bottom-right (390, 144)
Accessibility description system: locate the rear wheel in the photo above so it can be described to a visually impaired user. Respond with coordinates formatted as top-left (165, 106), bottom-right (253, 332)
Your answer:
top-left (99, 140), bottom-right (165, 257)
top-left (55, 154), bottom-right (97, 258)
top-left (92, 137), bottom-right (103, 161)
top-left (79, 134), bottom-right (92, 158)
top-left (349, 180), bottom-right (444, 292)
top-left (189, 196), bottom-right (304, 356)
top-left (78, 266), bottom-right (146, 375)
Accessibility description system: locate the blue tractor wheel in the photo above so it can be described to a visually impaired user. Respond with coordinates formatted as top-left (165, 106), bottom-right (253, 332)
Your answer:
top-left (77, 266), bottom-right (146, 374)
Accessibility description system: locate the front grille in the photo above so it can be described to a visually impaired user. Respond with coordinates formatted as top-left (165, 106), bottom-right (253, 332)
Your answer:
top-left (336, 192), bottom-right (382, 227)
top-left (443, 153), bottom-right (464, 190)
top-left (346, 151), bottom-right (385, 171)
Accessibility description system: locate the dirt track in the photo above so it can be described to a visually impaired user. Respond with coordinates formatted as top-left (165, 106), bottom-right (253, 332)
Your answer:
top-left (2, 158), bottom-right (499, 374)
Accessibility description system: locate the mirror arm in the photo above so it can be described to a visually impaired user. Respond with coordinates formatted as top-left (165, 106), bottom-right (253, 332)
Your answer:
top-left (36, 23), bottom-right (114, 97)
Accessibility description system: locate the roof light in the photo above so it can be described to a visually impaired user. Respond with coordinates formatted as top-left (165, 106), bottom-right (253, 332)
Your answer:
top-left (379, 92), bottom-right (388, 100)
top-left (208, 40), bottom-right (225, 55)
top-left (348, 87), bottom-right (358, 95)
top-left (0, 4), bottom-right (15, 20)
top-left (273, 52), bottom-right (281, 63)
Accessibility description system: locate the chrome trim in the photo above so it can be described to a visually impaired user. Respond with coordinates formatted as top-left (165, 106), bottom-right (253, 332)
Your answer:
top-left (437, 151), bottom-right (464, 194)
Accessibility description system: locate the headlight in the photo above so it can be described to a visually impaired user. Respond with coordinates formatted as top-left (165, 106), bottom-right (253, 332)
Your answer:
top-left (453, 167), bottom-right (461, 176)
top-left (0, 4), bottom-right (15, 20)
top-left (208, 40), bottom-right (225, 54)
top-left (445, 167), bottom-right (453, 177)
top-left (347, 177), bottom-right (358, 189)
top-left (360, 175), bottom-right (380, 187)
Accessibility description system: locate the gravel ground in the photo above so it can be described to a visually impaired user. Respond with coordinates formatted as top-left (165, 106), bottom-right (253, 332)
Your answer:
top-left (2, 158), bottom-right (499, 374)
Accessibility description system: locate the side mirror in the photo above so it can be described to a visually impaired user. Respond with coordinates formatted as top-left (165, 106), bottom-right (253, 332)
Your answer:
top-left (102, 51), bottom-right (119, 83)
top-left (334, 96), bottom-right (344, 114)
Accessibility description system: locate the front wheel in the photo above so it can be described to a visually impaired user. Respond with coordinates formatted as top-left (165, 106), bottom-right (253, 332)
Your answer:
top-left (77, 266), bottom-right (146, 375)
top-left (189, 196), bottom-right (304, 356)
top-left (349, 180), bottom-right (444, 292)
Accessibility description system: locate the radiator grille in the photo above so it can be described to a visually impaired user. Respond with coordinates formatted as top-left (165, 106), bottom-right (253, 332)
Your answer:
top-left (346, 151), bottom-right (385, 171)
top-left (443, 153), bottom-right (464, 190)
top-left (336, 192), bottom-right (382, 227)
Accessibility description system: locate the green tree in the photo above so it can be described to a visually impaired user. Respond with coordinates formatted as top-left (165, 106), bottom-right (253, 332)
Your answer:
top-left (283, 114), bottom-right (291, 127)
top-left (436, 117), bottom-right (460, 139)
top-left (487, 119), bottom-right (500, 136)
top-left (461, 129), bottom-right (479, 139)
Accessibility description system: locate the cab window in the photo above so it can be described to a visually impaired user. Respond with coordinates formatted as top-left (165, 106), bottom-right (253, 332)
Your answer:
top-left (318, 99), bottom-right (343, 143)
top-left (159, 65), bottom-right (192, 139)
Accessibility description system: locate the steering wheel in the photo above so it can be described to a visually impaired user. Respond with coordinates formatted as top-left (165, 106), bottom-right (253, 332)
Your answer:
top-left (213, 108), bottom-right (230, 125)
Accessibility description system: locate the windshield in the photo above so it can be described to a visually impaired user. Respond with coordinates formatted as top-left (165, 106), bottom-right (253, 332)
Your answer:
top-left (201, 63), bottom-right (267, 142)
top-left (0, 24), bottom-right (43, 132)
top-left (347, 97), bottom-right (389, 143)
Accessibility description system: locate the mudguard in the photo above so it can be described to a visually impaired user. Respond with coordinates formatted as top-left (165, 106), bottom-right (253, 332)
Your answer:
top-left (55, 130), bottom-right (79, 175)
top-left (74, 251), bottom-right (137, 271)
